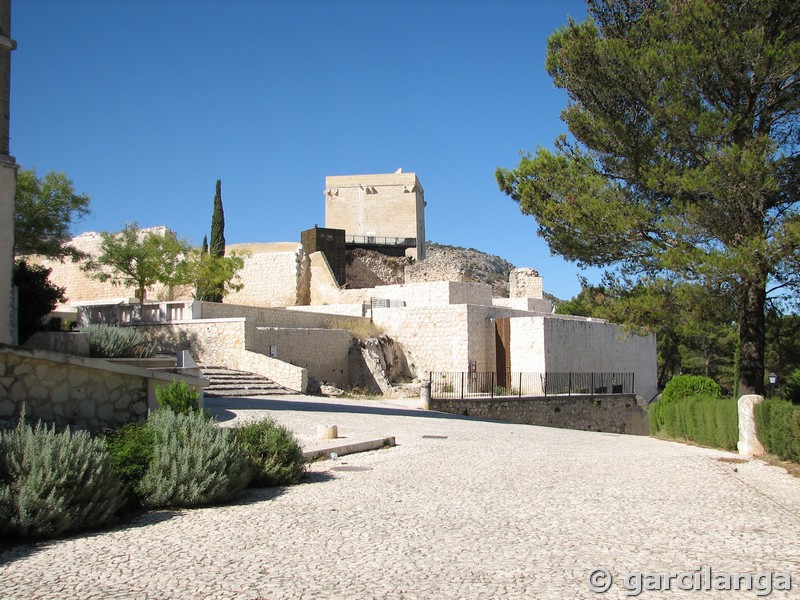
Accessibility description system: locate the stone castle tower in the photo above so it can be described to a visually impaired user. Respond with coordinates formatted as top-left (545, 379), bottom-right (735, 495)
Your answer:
top-left (324, 169), bottom-right (427, 260)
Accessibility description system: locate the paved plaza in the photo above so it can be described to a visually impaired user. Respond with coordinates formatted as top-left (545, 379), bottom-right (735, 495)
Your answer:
top-left (1, 394), bottom-right (799, 599)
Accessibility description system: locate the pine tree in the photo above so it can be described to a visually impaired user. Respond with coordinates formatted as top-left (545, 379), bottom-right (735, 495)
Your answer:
top-left (201, 235), bottom-right (208, 254)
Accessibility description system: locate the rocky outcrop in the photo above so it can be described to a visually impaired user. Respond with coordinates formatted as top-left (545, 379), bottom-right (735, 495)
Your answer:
top-left (344, 242), bottom-right (517, 298)
top-left (348, 334), bottom-right (413, 394)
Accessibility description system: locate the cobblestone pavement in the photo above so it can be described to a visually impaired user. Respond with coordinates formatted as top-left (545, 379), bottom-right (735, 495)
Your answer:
top-left (1, 395), bottom-right (799, 599)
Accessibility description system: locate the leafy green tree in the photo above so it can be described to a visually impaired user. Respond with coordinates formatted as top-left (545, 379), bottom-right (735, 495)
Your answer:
top-left (558, 277), bottom-right (736, 391)
top-left (180, 247), bottom-right (246, 302)
top-left (82, 223), bottom-right (191, 311)
top-left (497, 0), bottom-right (799, 396)
top-left (12, 261), bottom-right (67, 344)
top-left (14, 168), bottom-right (91, 260)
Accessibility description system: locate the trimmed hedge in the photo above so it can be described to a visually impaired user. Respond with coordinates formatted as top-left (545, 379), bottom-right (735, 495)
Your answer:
top-left (781, 368), bottom-right (800, 405)
top-left (650, 394), bottom-right (738, 451)
top-left (754, 398), bottom-right (800, 462)
top-left (650, 375), bottom-right (722, 433)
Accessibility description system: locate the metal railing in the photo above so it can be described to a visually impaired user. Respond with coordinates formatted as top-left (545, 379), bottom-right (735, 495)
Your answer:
top-left (345, 235), bottom-right (417, 247)
top-left (429, 372), bottom-right (635, 400)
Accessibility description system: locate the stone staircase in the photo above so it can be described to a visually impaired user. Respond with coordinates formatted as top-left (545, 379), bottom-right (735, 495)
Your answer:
top-left (201, 366), bottom-right (297, 398)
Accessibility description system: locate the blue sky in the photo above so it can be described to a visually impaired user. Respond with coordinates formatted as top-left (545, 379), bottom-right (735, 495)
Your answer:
top-left (11, 0), bottom-right (600, 300)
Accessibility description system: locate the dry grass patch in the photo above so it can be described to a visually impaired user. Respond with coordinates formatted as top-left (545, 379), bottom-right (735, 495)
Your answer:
top-left (327, 317), bottom-right (384, 340)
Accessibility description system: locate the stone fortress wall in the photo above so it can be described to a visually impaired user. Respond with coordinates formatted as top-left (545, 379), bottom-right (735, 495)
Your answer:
top-left (25, 228), bottom-right (192, 304)
top-left (19, 169), bottom-right (658, 403)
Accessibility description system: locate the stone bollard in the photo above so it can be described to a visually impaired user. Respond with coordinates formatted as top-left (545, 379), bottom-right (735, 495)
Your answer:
top-left (737, 394), bottom-right (765, 457)
top-left (419, 381), bottom-right (431, 411)
top-left (317, 424), bottom-right (338, 440)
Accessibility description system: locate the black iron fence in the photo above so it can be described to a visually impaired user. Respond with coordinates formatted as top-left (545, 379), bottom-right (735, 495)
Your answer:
top-left (429, 371), bottom-right (635, 399)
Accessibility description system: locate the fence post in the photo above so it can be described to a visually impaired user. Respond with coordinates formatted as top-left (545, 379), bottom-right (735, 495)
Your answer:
top-left (519, 372), bottom-right (522, 397)
top-left (569, 372), bottom-right (573, 396)
top-left (491, 372), bottom-right (495, 398)
top-left (461, 372), bottom-right (465, 400)
top-left (591, 372), bottom-right (595, 397)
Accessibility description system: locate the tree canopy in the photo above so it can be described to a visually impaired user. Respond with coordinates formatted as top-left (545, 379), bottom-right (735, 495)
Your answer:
top-left (12, 261), bottom-right (67, 344)
top-left (558, 277), bottom-right (737, 392)
top-left (181, 248), bottom-right (246, 302)
top-left (497, 0), bottom-right (799, 395)
top-left (14, 168), bottom-right (91, 260)
top-left (82, 224), bottom-right (190, 308)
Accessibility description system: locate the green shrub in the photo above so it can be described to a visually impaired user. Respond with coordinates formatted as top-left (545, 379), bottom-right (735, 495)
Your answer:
top-left (138, 410), bottom-right (251, 509)
top-left (653, 375), bottom-right (722, 431)
top-left (781, 368), bottom-right (800, 405)
top-left (0, 416), bottom-right (127, 540)
top-left (651, 394), bottom-right (738, 451)
top-left (106, 422), bottom-right (155, 504)
top-left (648, 398), bottom-right (661, 434)
top-left (661, 375), bottom-right (721, 404)
top-left (82, 324), bottom-right (155, 358)
top-left (755, 398), bottom-right (800, 462)
top-left (234, 418), bottom-right (307, 487)
top-left (155, 380), bottom-right (202, 415)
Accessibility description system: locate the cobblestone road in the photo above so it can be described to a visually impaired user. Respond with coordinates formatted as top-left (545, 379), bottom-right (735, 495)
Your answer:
top-left (1, 395), bottom-right (799, 599)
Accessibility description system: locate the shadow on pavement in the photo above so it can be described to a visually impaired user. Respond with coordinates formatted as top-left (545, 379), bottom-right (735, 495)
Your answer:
top-left (206, 396), bottom-right (470, 423)
top-left (0, 509), bottom-right (180, 566)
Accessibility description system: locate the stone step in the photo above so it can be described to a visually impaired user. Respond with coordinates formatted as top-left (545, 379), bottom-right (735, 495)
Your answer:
top-left (200, 366), bottom-right (297, 398)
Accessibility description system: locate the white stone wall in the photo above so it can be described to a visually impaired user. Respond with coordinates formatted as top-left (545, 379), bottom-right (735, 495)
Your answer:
top-left (199, 301), bottom-right (370, 331)
top-left (368, 281), bottom-right (492, 308)
top-left (138, 318), bottom-right (310, 393)
top-left (493, 297), bottom-right (553, 313)
top-left (25, 228), bottom-right (194, 304)
top-left (223, 242), bottom-right (308, 307)
top-left (540, 316), bottom-right (658, 401)
top-left (237, 350), bottom-right (307, 393)
top-left (249, 327), bottom-right (353, 388)
top-left (372, 305), bottom-right (471, 375)
top-left (510, 268), bottom-right (543, 299)
top-left (25, 234), bottom-right (309, 308)
top-left (509, 317), bottom-right (547, 374)
top-left (287, 303), bottom-right (368, 317)
top-left (325, 172), bottom-right (426, 260)
top-left (0, 163), bottom-right (14, 344)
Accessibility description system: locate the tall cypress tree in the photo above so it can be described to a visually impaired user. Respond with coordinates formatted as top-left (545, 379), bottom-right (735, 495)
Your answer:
top-left (201, 235), bottom-right (208, 254)
top-left (210, 179), bottom-right (225, 258)
top-left (207, 180), bottom-right (226, 302)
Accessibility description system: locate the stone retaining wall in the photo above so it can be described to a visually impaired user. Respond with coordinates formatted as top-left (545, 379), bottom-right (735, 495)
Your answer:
top-left (0, 344), bottom-right (205, 430)
top-left (430, 394), bottom-right (649, 436)
top-left (136, 318), bottom-right (317, 392)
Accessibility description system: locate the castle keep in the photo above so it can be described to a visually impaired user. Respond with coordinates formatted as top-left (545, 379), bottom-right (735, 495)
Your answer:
top-left (325, 170), bottom-right (426, 260)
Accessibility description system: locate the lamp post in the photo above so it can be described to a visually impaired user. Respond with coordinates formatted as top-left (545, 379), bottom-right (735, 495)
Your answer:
top-left (768, 373), bottom-right (777, 398)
